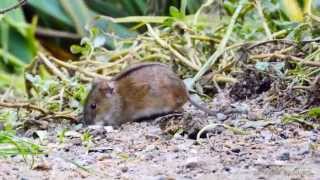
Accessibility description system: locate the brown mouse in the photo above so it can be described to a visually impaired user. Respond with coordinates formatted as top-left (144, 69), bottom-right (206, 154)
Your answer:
top-left (83, 62), bottom-right (217, 127)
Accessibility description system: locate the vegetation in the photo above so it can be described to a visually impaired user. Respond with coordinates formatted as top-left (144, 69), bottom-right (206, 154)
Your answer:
top-left (0, 0), bottom-right (320, 163)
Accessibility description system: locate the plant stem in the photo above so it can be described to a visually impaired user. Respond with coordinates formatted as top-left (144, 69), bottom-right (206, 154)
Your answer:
top-left (193, 0), bottom-right (214, 25)
top-left (190, 0), bottom-right (247, 88)
top-left (255, 0), bottom-right (272, 40)
top-left (180, 0), bottom-right (187, 15)
top-left (0, 49), bottom-right (25, 67)
top-left (100, 16), bottom-right (168, 24)
top-left (39, 53), bottom-right (67, 81)
top-left (146, 24), bottom-right (200, 70)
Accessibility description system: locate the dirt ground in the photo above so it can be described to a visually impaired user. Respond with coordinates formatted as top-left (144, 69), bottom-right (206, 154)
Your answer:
top-left (0, 92), bottom-right (320, 180)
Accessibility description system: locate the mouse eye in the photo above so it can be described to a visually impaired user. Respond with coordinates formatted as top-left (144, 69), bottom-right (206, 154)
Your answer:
top-left (90, 103), bottom-right (96, 109)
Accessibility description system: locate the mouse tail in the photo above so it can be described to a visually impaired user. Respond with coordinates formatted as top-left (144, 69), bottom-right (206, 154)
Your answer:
top-left (188, 96), bottom-right (218, 116)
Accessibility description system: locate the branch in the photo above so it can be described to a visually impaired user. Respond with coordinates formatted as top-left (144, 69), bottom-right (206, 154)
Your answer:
top-left (0, 101), bottom-right (78, 123)
top-left (0, 101), bottom-right (48, 115)
top-left (0, 0), bottom-right (27, 14)
top-left (36, 27), bottom-right (81, 39)
top-left (48, 55), bottom-right (110, 80)
top-left (38, 52), bottom-right (67, 81)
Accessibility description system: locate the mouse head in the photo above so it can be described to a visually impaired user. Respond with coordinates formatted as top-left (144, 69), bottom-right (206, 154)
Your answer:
top-left (83, 78), bottom-right (121, 126)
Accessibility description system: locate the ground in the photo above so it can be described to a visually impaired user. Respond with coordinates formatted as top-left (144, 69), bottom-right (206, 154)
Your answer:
top-left (0, 97), bottom-right (319, 180)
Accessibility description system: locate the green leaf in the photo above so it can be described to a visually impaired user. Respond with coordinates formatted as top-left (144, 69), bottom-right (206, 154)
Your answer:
top-left (0, 48), bottom-right (26, 70)
top-left (7, 27), bottom-right (34, 64)
top-left (0, 0), bottom-right (34, 72)
top-left (0, 0), bottom-right (26, 22)
top-left (133, 0), bottom-right (148, 15)
top-left (70, 44), bottom-right (90, 56)
top-left (308, 107), bottom-right (320, 118)
top-left (90, 18), bottom-right (137, 48)
top-left (27, 0), bottom-right (73, 26)
top-left (0, 73), bottom-right (24, 91)
top-left (121, 1), bottom-right (138, 15)
top-left (70, 45), bottom-right (83, 54)
top-left (59, 0), bottom-right (95, 36)
top-left (224, 1), bottom-right (236, 15)
top-left (169, 6), bottom-right (185, 19)
top-left (186, 0), bottom-right (202, 13)
top-left (0, 131), bottom-right (43, 157)
top-left (0, 22), bottom-right (9, 64)
top-left (84, 0), bottom-right (128, 17)
top-left (163, 17), bottom-right (175, 27)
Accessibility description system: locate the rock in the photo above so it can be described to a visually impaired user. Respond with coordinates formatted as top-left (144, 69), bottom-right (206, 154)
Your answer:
top-left (65, 130), bottom-right (81, 138)
top-left (223, 166), bottom-right (231, 172)
top-left (247, 111), bottom-right (263, 121)
top-left (87, 125), bottom-right (105, 136)
top-left (278, 152), bottom-right (290, 161)
top-left (185, 157), bottom-right (201, 169)
top-left (156, 175), bottom-right (176, 180)
top-left (88, 147), bottom-right (113, 153)
top-left (121, 166), bottom-right (128, 173)
top-left (32, 161), bottom-right (52, 171)
top-left (216, 113), bottom-right (228, 121)
top-left (104, 126), bottom-right (114, 133)
top-left (260, 130), bottom-right (273, 141)
top-left (172, 146), bottom-right (179, 153)
top-left (143, 153), bottom-right (154, 161)
top-left (231, 148), bottom-right (241, 154)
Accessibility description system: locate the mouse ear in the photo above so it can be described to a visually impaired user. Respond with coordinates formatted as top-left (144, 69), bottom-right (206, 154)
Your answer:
top-left (94, 79), bottom-right (110, 92)
top-left (93, 77), bottom-right (107, 84)
top-left (104, 81), bottom-right (115, 97)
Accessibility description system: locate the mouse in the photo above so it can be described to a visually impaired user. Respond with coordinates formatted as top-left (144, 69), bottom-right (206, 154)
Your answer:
top-left (83, 62), bottom-right (217, 127)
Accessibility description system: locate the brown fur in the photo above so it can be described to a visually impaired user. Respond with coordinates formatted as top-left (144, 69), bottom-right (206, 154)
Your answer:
top-left (83, 62), bottom-right (215, 127)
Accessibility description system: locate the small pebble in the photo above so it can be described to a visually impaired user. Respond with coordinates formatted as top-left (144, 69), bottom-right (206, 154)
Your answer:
top-left (223, 167), bottom-right (231, 172)
top-left (278, 152), bottom-right (290, 161)
top-left (279, 132), bottom-right (288, 139)
top-left (143, 154), bottom-right (154, 161)
top-left (185, 158), bottom-right (200, 169)
top-left (104, 126), bottom-right (114, 133)
top-left (32, 161), bottom-right (52, 171)
top-left (216, 113), bottom-right (227, 121)
top-left (88, 147), bottom-right (113, 153)
top-left (157, 176), bottom-right (176, 180)
top-left (231, 148), bottom-right (241, 153)
top-left (172, 147), bottom-right (179, 153)
top-left (121, 166), bottom-right (128, 173)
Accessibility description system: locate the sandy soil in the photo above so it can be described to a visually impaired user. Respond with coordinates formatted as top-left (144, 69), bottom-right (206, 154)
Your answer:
top-left (1, 107), bottom-right (319, 180)
top-left (1, 85), bottom-right (320, 180)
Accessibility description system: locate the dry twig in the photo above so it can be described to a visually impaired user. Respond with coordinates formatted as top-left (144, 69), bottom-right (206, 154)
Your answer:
top-left (0, 101), bottom-right (48, 114)
top-left (47, 54), bottom-right (110, 80)
top-left (0, 101), bottom-right (78, 123)
top-left (250, 53), bottom-right (320, 67)
top-left (146, 24), bottom-right (200, 71)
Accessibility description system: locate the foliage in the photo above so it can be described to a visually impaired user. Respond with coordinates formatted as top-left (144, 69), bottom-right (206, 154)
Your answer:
top-left (0, 131), bottom-right (43, 157)
top-left (0, 0), bottom-right (320, 159)
top-left (0, 1), bottom-right (37, 74)
top-left (0, 0), bottom-right (319, 89)
top-left (81, 130), bottom-right (93, 149)
top-left (282, 107), bottom-right (320, 129)
top-left (25, 73), bottom-right (87, 114)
